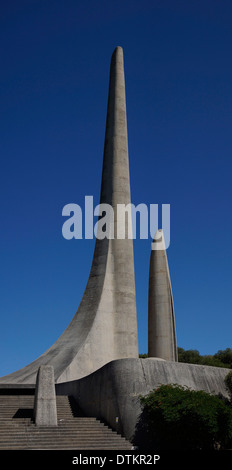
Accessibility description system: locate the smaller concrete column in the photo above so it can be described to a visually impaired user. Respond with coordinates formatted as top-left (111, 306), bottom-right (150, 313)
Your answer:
top-left (34, 365), bottom-right (57, 426)
top-left (148, 229), bottom-right (178, 362)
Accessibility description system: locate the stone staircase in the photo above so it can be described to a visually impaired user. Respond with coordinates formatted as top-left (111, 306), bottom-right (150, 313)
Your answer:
top-left (0, 394), bottom-right (132, 450)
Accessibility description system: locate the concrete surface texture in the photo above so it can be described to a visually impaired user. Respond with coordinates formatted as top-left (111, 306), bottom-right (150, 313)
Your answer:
top-left (56, 358), bottom-right (230, 442)
top-left (34, 365), bottom-right (57, 426)
top-left (148, 229), bottom-right (178, 361)
top-left (0, 46), bottom-right (138, 385)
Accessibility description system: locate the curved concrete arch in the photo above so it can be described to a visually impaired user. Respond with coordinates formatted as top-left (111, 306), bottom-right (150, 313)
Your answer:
top-left (0, 47), bottom-right (138, 385)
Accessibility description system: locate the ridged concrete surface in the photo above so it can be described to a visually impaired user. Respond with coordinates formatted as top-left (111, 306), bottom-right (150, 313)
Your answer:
top-left (56, 358), bottom-right (230, 442)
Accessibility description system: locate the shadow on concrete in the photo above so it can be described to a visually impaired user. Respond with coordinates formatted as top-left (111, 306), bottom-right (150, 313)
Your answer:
top-left (13, 408), bottom-right (33, 419)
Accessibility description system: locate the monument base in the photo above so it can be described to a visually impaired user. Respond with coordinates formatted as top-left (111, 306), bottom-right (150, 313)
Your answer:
top-left (56, 357), bottom-right (230, 442)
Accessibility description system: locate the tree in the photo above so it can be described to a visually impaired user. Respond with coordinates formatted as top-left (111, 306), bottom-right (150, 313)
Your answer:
top-left (214, 349), bottom-right (232, 368)
top-left (137, 384), bottom-right (232, 450)
top-left (177, 348), bottom-right (201, 364)
top-left (139, 347), bottom-right (232, 368)
top-left (177, 347), bottom-right (232, 368)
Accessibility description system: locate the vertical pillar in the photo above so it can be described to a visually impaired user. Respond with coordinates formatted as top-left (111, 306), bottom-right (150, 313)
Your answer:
top-left (34, 365), bottom-right (57, 426)
top-left (148, 230), bottom-right (178, 361)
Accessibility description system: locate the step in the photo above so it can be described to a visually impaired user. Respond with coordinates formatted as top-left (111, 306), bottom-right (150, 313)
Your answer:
top-left (0, 394), bottom-right (132, 450)
top-left (0, 446), bottom-right (132, 450)
top-left (0, 431), bottom-right (128, 439)
top-left (0, 438), bottom-right (131, 445)
top-left (0, 440), bottom-right (130, 445)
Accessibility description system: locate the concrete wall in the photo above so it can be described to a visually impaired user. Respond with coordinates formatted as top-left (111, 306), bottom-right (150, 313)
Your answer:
top-left (56, 358), bottom-right (230, 443)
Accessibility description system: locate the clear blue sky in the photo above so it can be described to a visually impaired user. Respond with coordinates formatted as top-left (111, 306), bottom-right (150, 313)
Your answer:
top-left (0, 0), bottom-right (232, 377)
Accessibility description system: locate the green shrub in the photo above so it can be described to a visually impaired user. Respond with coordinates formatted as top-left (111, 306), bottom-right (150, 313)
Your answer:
top-left (138, 384), bottom-right (232, 450)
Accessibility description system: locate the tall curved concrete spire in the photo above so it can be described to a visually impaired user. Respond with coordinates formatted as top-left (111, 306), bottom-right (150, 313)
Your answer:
top-left (148, 229), bottom-right (178, 361)
top-left (0, 46), bottom-right (138, 385)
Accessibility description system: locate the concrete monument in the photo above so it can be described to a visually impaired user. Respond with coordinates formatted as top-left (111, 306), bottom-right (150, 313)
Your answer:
top-left (148, 229), bottom-right (178, 361)
top-left (0, 46), bottom-right (138, 385)
top-left (0, 47), bottom-right (229, 448)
